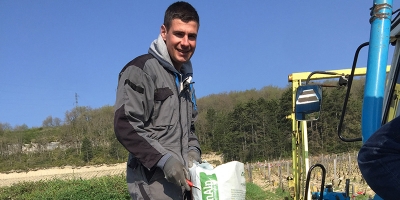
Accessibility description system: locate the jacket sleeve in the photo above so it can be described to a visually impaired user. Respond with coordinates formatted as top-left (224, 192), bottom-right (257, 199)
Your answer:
top-left (114, 65), bottom-right (168, 169)
top-left (357, 115), bottom-right (400, 199)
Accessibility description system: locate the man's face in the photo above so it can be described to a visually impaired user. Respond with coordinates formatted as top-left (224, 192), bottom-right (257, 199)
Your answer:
top-left (161, 19), bottom-right (198, 70)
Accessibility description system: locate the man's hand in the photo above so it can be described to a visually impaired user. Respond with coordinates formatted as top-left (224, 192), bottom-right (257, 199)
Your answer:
top-left (188, 150), bottom-right (201, 168)
top-left (163, 156), bottom-right (191, 191)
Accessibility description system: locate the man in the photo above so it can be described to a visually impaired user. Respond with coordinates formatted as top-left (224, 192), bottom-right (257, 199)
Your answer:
top-left (114, 2), bottom-right (202, 199)
top-left (358, 115), bottom-right (400, 200)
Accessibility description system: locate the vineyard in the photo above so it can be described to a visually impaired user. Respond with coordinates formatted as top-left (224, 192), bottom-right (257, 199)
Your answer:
top-left (0, 152), bottom-right (375, 199)
top-left (245, 151), bottom-right (375, 199)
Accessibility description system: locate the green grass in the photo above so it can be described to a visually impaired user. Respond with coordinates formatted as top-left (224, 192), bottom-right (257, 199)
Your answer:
top-left (246, 183), bottom-right (290, 200)
top-left (0, 175), bottom-right (131, 200)
top-left (0, 175), bottom-right (291, 200)
top-left (1, 176), bottom-right (373, 200)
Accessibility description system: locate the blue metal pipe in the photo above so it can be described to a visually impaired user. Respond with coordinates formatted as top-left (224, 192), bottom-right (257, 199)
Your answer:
top-left (362, 0), bottom-right (392, 143)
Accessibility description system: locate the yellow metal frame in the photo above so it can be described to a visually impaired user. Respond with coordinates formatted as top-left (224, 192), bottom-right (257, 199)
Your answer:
top-left (287, 66), bottom-right (390, 200)
top-left (385, 83), bottom-right (400, 123)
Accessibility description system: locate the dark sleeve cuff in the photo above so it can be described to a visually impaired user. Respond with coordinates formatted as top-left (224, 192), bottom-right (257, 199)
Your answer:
top-left (189, 146), bottom-right (201, 155)
top-left (156, 154), bottom-right (172, 169)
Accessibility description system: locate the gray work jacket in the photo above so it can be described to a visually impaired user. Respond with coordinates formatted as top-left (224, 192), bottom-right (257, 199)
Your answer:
top-left (114, 35), bottom-right (200, 170)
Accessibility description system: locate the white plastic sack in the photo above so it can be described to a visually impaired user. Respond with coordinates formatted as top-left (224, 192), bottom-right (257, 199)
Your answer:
top-left (188, 161), bottom-right (246, 200)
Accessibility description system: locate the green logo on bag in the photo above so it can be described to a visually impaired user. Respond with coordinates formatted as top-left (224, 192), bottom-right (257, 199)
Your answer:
top-left (200, 172), bottom-right (219, 200)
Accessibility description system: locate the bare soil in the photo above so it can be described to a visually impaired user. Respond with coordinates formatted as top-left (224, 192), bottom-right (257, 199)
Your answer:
top-left (0, 163), bottom-right (126, 188)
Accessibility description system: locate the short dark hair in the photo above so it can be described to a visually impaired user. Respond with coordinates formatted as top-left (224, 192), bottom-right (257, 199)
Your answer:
top-left (164, 1), bottom-right (199, 30)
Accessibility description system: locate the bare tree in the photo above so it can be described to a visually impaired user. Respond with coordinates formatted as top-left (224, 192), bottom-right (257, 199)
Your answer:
top-left (42, 116), bottom-right (54, 127)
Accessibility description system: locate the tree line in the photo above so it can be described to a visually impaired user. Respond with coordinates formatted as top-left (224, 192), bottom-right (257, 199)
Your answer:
top-left (0, 79), bottom-right (366, 172)
top-left (195, 80), bottom-right (364, 163)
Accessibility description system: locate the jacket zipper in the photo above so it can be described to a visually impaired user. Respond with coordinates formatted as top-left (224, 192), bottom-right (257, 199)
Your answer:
top-left (175, 72), bottom-right (185, 166)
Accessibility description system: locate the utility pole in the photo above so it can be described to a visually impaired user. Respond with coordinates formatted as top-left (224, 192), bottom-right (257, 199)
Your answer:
top-left (75, 93), bottom-right (79, 107)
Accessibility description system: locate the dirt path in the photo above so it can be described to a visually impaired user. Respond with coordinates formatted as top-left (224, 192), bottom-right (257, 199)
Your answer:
top-left (0, 163), bottom-right (126, 188)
